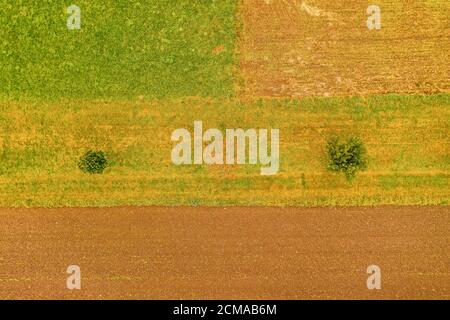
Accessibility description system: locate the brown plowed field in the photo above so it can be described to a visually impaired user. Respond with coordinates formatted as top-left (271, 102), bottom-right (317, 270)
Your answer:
top-left (0, 206), bottom-right (448, 299)
top-left (239, 0), bottom-right (450, 97)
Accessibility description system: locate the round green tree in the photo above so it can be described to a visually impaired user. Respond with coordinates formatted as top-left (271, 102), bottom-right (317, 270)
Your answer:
top-left (326, 137), bottom-right (367, 181)
top-left (78, 150), bottom-right (108, 174)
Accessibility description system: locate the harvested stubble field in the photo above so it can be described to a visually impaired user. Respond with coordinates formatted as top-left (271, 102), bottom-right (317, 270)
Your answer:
top-left (240, 0), bottom-right (450, 97)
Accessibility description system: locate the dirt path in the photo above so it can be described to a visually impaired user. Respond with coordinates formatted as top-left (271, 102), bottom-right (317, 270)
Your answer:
top-left (0, 206), bottom-right (449, 299)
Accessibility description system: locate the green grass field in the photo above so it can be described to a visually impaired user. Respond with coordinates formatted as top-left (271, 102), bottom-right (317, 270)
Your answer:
top-left (0, 1), bottom-right (448, 207)
top-left (0, 0), bottom-right (237, 100)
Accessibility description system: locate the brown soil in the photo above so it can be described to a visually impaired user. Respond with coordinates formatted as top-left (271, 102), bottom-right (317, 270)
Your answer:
top-left (0, 206), bottom-right (448, 299)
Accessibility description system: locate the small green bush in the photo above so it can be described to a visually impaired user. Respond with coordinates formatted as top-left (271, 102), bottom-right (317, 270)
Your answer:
top-left (78, 150), bottom-right (108, 174)
top-left (327, 137), bottom-right (367, 180)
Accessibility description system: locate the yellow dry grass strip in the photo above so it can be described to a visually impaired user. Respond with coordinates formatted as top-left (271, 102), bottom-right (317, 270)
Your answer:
top-left (0, 94), bottom-right (448, 207)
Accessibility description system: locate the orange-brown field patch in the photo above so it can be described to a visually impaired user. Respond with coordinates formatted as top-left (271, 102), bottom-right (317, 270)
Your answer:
top-left (0, 206), bottom-right (449, 299)
top-left (239, 0), bottom-right (450, 97)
